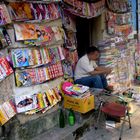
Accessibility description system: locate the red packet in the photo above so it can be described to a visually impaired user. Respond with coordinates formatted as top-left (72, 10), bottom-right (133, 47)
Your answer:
top-left (0, 57), bottom-right (13, 76)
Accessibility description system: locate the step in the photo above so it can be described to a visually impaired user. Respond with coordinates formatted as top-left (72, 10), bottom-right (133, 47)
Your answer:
top-left (32, 110), bottom-right (96, 140)
top-left (0, 105), bottom-right (60, 140)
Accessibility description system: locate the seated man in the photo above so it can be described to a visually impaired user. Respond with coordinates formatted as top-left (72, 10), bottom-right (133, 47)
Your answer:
top-left (74, 46), bottom-right (112, 90)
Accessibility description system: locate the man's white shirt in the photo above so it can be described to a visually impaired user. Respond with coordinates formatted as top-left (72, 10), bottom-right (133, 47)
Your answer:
top-left (74, 54), bottom-right (98, 80)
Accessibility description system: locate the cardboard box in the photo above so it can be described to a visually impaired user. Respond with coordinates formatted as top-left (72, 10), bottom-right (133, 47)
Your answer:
top-left (64, 95), bottom-right (94, 114)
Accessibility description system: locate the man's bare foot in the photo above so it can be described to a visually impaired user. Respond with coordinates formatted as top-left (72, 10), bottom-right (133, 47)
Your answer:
top-left (105, 85), bottom-right (114, 91)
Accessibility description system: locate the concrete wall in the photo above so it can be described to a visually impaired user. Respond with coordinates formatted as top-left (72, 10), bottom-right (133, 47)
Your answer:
top-left (91, 12), bottom-right (107, 45)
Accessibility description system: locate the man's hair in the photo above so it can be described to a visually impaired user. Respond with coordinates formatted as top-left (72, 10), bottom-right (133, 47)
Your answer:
top-left (86, 46), bottom-right (100, 54)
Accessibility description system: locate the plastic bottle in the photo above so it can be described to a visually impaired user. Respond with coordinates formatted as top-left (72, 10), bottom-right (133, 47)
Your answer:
top-left (68, 109), bottom-right (75, 126)
top-left (59, 108), bottom-right (65, 128)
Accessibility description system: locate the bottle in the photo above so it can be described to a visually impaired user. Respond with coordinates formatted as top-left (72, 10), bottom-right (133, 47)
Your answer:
top-left (68, 109), bottom-right (75, 126)
top-left (127, 92), bottom-right (133, 98)
top-left (59, 108), bottom-right (65, 128)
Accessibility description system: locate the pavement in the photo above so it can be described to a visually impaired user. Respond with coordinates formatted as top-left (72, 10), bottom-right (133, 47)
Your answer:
top-left (33, 90), bottom-right (140, 140)
top-left (80, 105), bottom-right (140, 140)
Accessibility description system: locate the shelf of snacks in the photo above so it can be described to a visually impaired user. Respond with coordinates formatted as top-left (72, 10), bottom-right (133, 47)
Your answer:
top-left (0, 0), bottom-right (66, 126)
top-left (98, 36), bottom-right (136, 91)
top-left (62, 0), bottom-right (105, 19)
top-left (0, 1), bottom-right (66, 87)
top-left (61, 10), bottom-right (79, 80)
top-left (15, 62), bottom-right (64, 87)
top-left (104, 0), bottom-right (137, 91)
top-left (7, 2), bottom-right (61, 22)
top-left (106, 0), bottom-right (133, 37)
top-left (106, 0), bottom-right (131, 14)
top-left (5, 0), bottom-right (61, 4)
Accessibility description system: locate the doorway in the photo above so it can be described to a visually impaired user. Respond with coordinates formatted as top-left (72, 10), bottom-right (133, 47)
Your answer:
top-left (76, 15), bottom-right (104, 58)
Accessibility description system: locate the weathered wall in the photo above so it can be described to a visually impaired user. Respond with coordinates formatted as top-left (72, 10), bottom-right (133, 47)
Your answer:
top-left (0, 105), bottom-right (60, 140)
top-left (91, 12), bottom-right (109, 45)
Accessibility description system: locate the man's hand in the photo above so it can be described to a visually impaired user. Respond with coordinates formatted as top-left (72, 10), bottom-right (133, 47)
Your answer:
top-left (103, 68), bottom-right (112, 75)
top-left (89, 67), bottom-right (112, 75)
